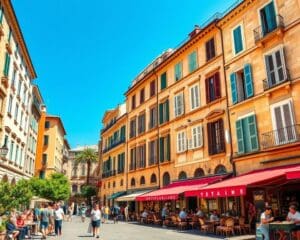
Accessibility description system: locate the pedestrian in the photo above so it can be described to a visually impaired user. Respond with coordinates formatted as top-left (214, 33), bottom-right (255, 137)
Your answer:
top-left (258, 206), bottom-right (274, 240)
top-left (80, 203), bottom-right (87, 222)
top-left (40, 203), bottom-right (51, 239)
top-left (286, 205), bottom-right (300, 240)
top-left (48, 203), bottom-right (55, 236)
top-left (54, 203), bottom-right (64, 236)
top-left (33, 204), bottom-right (40, 234)
top-left (90, 203), bottom-right (101, 238)
top-left (104, 206), bottom-right (109, 223)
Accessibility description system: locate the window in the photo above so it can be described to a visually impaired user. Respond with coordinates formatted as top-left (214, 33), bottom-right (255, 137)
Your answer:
top-left (130, 147), bottom-right (136, 171)
top-left (140, 176), bottom-right (145, 185)
top-left (215, 165), bottom-right (227, 174)
top-left (20, 112), bottom-right (24, 126)
top-left (192, 125), bottom-right (203, 149)
top-left (140, 88), bottom-right (145, 104)
top-left (206, 37), bottom-right (216, 61)
top-left (205, 72), bottom-right (221, 103)
top-left (178, 171), bottom-right (187, 180)
top-left (8, 95), bottom-right (13, 114)
top-left (131, 95), bottom-right (136, 110)
top-left (149, 106), bottom-right (157, 129)
top-left (120, 126), bottom-right (126, 141)
top-left (230, 64), bottom-right (254, 104)
top-left (14, 104), bottom-right (19, 121)
top-left (232, 25), bottom-right (244, 55)
top-left (190, 84), bottom-right (200, 110)
top-left (207, 119), bottom-right (225, 155)
top-left (120, 179), bottom-right (124, 186)
top-left (131, 178), bottom-right (136, 187)
top-left (15, 145), bottom-right (19, 164)
top-left (177, 131), bottom-right (187, 153)
top-left (17, 80), bottom-right (22, 96)
top-left (130, 118), bottom-right (137, 138)
top-left (137, 144), bottom-right (146, 169)
top-left (117, 153), bottom-right (125, 173)
top-left (138, 113), bottom-right (146, 134)
top-left (150, 80), bottom-right (156, 97)
top-left (9, 141), bottom-right (14, 161)
top-left (160, 72), bottom-right (167, 90)
top-left (174, 93), bottom-right (184, 117)
top-left (194, 168), bottom-right (205, 178)
top-left (260, 1), bottom-right (277, 36)
top-left (148, 139), bottom-right (158, 166)
top-left (159, 134), bottom-right (170, 163)
top-left (81, 165), bottom-right (86, 176)
top-left (264, 48), bottom-right (287, 88)
top-left (72, 185), bottom-right (78, 193)
top-left (39, 171), bottom-right (45, 179)
top-left (44, 135), bottom-right (49, 146)
top-left (0, 7), bottom-right (3, 24)
top-left (3, 53), bottom-right (10, 77)
top-left (45, 121), bottom-right (50, 129)
top-left (150, 174), bottom-right (157, 184)
top-left (174, 62), bottom-right (183, 81)
top-left (271, 100), bottom-right (296, 145)
top-left (11, 70), bottom-right (16, 88)
top-left (159, 99), bottom-right (169, 124)
top-left (188, 51), bottom-right (198, 73)
top-left (236, 114), bottom-right (259, 154)
top-left (162, 172), bottom-right (170, 187)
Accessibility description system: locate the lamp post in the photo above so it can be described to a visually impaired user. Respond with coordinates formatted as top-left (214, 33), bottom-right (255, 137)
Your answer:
top-left (0, 143), bottom-right (9, 158)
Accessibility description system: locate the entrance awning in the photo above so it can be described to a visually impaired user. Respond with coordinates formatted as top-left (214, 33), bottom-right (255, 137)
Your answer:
top-left (107, 191), bottom-right (126, 200)
top-left (115, 190), bottom-right (153, 202)
top-left (136, 175), bottom-right (227, 201)
top-left (187, 164), bottom-right (300, 199)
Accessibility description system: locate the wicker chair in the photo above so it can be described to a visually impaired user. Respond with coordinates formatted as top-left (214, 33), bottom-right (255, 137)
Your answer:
top-left (199, 218), bottom-right (213, 233)
top-left (216, 217), bottom-right (227, 235)
top-left (153, 214), bottom-right (162, 225)
top-left (234, 217), bottom-right (251, 234)
top-left (219, 218), bottom-right (235, 237)
top-left (189, 216), bottom-right (199, 229)
top-left (176, 217), bottom-right (188, 231)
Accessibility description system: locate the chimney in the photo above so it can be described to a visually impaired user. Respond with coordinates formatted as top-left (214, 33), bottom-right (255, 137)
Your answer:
top-left (189, 25), bottom-right (201, 39)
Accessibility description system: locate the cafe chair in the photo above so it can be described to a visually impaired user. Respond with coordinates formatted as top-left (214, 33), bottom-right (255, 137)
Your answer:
top-left (188, 216), bottom-right (199, 229)
top-left (216, 217), bottom-right (227, 235)
top-left (176, 217), bottom-right (188, 231)
top-left (199, 218), bottom-right (213, 234)
top-left (170, 216), bottom-right (178, 227)
top-left (219, 218), bottom-right (235, 237)
top-left (234, 217), bottom-right (250, 235)
top-left (153, 214), bottom-right (162, 226)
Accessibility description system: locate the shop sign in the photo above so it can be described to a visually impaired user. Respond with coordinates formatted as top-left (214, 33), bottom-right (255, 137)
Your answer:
top-left (198, 186), bottom-right (246, 198)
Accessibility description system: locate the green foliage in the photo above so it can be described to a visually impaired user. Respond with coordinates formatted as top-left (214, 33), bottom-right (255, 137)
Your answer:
top-left (75, 148), bottom-right (98, 165)
top-left (81, 185), bottom-right (96, 199)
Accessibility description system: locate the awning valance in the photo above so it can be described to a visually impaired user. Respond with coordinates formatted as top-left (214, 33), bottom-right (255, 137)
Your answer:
top-left (187, 164), bottom-right (300, 199)
top-left (115, 190), bottom-right (153, 202)
top-left (107, 191), bottom-right (126, 200)
top-left (136, 175), bottom-right (227, 201)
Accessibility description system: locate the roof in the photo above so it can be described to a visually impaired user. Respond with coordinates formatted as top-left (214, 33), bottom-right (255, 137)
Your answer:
top-left (2, 0), bottom-right (37, 79)
top-left (46, 115), bottom-right (67, 136)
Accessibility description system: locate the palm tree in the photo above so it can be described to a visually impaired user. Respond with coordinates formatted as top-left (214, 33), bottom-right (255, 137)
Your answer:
top-left (75, 148), bottom-right (98, 185)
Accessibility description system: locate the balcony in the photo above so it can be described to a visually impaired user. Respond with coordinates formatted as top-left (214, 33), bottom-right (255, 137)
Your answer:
top-left (102, 170), bottom-right (116, 178)
top-left (129, 163), bottom-right (136, 171)
top-left (117, 169), bottom-right (124, 174)
top-left (101, 119), bottom-right (117, 134)
top-left (102, 138), bottom-right (125, 153)
top-left (254, 15), bottom-right (284, 45)
top-left (262, 69), bottom-right (290, 91)
top-left (261, 125), bottom-right (300, 150)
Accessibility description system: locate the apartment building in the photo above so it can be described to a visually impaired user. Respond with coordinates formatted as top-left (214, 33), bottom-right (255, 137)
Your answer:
top-left (100, 103), bottom-right (127, 206)
top-left (0, 0), bottom-right (37, 182)
top-left (219, 0), bottom-right (300, 174)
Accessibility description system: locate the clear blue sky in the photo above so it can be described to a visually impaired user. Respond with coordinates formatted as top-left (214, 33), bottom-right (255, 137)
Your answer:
top-left (12, 0), bottom-right (234, 148)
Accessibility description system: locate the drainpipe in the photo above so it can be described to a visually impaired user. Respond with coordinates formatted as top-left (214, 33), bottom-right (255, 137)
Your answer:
top-left (215, 20), bottom-right (237, 177)
top-left (126, 113), bottom-right (129, 192)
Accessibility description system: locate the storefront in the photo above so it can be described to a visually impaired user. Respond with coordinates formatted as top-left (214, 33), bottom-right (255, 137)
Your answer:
top-left (107, 191), bottom-right (126, 207)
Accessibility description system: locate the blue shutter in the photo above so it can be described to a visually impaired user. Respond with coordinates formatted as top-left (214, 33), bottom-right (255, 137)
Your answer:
top-left (247, 115), bottom-right (259, 151)
top-left (244, 64), bottom-right (254, 98)
top-left (233, 26), bottom-right (243, 54)
top-left (265, 1), bottom-right (277, 32)
top-left (236, 119), bottom-right (245, 154)
top-left (230, 72), bottom-right (238, 104)
top-left (188, 51), bottom-right (197, 73)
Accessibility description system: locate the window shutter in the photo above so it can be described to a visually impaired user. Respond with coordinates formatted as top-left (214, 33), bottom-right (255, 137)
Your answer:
top-left (233, 26), bottom-right (243, 54)
top-left (166, 100), bottom-right (169, 121)
top-left (161, 72), bottom-right (167, 90)
top-left (207, 123), bottom-right (213, 155)
top-left (166, 135), bottom-right (170, 161)
top-left (265, 55), bottom-right (275, 87)
top-left (244, 64), bottom-right (254, 98)
top-left (230, 72), bottom-right (238, 104)
top-left (159, 137), bottom-right (164, 162)
top-left (236, 119), bottom-right (245, 154)
top-left (247, 115), bottom-right (259, 151)
top-left (120, 126), bottom-right (126, 141)
top-left (265, 1), bottom-right (277, 32)
top-left (4, 53), bottom-right (10, 77)
top-left (214, 72), bottom-right (221, 98)
top-left (205, 78), bottom-right (210, 103)
top-left (174, 96), bottom-right (178, 117)
top-left (159, 103), bottom-right (163, 124)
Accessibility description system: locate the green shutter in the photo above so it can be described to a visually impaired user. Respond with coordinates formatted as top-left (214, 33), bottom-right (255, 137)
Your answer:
top-left (236, 119), bottom-right (245, 154)
top-left (175, 62), bottom-right (182, 81)
top-left (247, 115), bottom-right (259, 151)
top-left (188, 51), bottom-right (197, 73)
top-left (159, 103), bottom-right (163, 124)
top-left (244, 64), bottom-right (254, 98)
top-left (4, 53), bottom-right (10, 77)
top-left (166, 100), bottom-right (169, 122)
top-left (265, 1), bottom-right (277, 33)
top-left (233, 26), bottom-right (243, 54)
top-left (230, 72), bottom-right (238, 104)
top-left (0, 8), bottom-right (3, 23)
top-left (161, 72), bottom-right (167, 90)
top-left (166, 135), bottom-right (170, 161)
top-left (120, 126), bottom-right (126, 141)
top-left (159, 137), bottom-right (164, 162)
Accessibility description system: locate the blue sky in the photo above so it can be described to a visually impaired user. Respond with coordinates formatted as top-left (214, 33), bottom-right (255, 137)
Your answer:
top-left (12, 0), bottom-right (234, 148)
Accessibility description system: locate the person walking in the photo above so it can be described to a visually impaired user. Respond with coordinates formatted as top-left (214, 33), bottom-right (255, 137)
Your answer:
top-left (80, 203), bottom-right (87, 223)
top-left (90, 203), bottom-right (101, 238)
top-left (104, 206), bottom-right (109, 223)
top-left (124, 205), bottom-right (129, 222)
top-left (54, 203), bottom-right (64, 237)
top-left (40, 203), bottom-right (51, 239)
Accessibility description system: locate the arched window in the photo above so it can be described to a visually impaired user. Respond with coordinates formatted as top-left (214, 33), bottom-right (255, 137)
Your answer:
top-left (194, 168), bottom-right (205, 178)
top-left (178, 171), bottom-right (187, 180)
top-left (72, 185), bottom-right (78, 193)
top-left (113, 181), bottom-right (116, 188)
top-left (131, 178), bottom-right (136, 187)
top-left (150, 174), bottom-right (157, 184)
top-left (140, 176), bottom-right (145, 185)
top-left (215, 165), bottom-right (227, 174)
top-left (162, 172), bottom-right (170, 187)
top-left (120, 179), bottom-right (124, 186)
top-left (11, 178), bottom-right (16, 185)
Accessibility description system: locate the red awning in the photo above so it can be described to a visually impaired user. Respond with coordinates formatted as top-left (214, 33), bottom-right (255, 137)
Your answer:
top-left (136, 175), bottom-right (227, 201)
top-left (186, 164), bottom-right (300, 199)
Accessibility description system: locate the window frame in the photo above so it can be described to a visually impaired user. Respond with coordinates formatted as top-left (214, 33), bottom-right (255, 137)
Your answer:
top-left (231, 23), bottom-right (246, 56)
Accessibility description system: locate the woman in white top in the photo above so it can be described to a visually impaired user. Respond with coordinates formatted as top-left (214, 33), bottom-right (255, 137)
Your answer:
top-left (91, 203), bottom-right (101, 238)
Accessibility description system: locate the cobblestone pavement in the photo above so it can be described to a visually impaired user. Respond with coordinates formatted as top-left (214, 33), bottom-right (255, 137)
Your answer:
top-left (47, 216), bottom-right (222, 240)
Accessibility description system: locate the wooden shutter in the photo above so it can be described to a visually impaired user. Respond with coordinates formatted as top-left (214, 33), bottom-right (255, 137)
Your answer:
top-left (159, 103), bottom-right (163, 124)
top-left (159, 137), bottom-right (164, 162)
top-left (244, 64), bottom-right (254, 98)
top-left (236, 119), bottom-right (245, 154)
top-left (219, 119), bottom-right (225, 152)
top-left (233, 26), bottom-right (243, 54)
top-left (214, 72), bottom-right (221, 99)
top-left (230, 72), bottom-right (238, 104)
top-left (166, 99), bottom-right (169, 122)
top-left (166, 135), bottom-right (170, 161)
top-left (4, 53), bottom-right (10, 77)
top-left (247, 115), bottom-right (259, 151)
top-left (161, 72), bottom-right (167, 90)
top-left (205, 78), bottom-right (210, 103)
top-left (207, 123), bottom-right (213, 155)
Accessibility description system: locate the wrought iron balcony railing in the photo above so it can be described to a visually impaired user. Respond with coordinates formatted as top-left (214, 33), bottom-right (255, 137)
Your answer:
top-left (261, 124), bottom-right (300, 149)
top-left (254, 15), bottom-right (284, 43)
top-left (101, 170), bottom-right (116, 178)
top-left (262, 69), bottom-right (290, 91)
top-left (102, 138), bottom-right (125, 153)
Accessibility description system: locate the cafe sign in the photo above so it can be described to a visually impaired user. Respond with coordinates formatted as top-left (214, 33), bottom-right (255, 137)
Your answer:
top-left (197, 186), bottom-right (246, 198)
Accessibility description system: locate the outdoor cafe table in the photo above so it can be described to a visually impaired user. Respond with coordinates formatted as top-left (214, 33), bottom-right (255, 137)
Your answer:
top-left (269, 221), bottom-right (297, 240)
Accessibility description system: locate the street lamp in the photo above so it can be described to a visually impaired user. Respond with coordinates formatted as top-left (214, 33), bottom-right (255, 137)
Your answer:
top-left (0, 144), bottom-right (8, 157)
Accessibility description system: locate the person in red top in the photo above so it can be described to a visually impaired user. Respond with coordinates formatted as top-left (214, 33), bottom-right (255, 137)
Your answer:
top-left (16, 214), bottom-right (29, 239)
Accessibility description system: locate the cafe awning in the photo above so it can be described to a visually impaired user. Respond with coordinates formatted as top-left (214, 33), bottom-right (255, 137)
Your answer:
top-left (186, 164), bottom-right (300, 199)
top-left (107, 191), bottom-right (126, 200)
top-left (115, 190), bottom-right (153, 202)
top-left (136, 175), bottom-right (227, 201)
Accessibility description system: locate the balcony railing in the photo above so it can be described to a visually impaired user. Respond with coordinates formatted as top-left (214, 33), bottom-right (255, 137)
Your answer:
top-left (101, 119), bottom-right (117, 134)
top-left (102, 170), bottom-right (116, 178)
top-left (129, 163), bottom-right (136, 171)
top-left (263, 69), bottom-right (290, 91)
top-left (261, 125), bottom-right (300, 149)
top-left (102, 138), bottom-right (125, 153)
top-left (254, 15), bottom-right (284, 43)
top-left (117, 169), bottom-right (124, 174)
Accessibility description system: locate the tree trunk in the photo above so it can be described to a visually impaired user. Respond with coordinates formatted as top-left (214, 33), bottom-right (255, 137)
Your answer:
top-left (87, 161), bottom-right (91, 185)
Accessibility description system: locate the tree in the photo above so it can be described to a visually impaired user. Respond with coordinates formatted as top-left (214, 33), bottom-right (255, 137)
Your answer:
top-left (75, 148), bottom-right (98, 185)
top-left (81, 185), bottom-right (96, 199)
